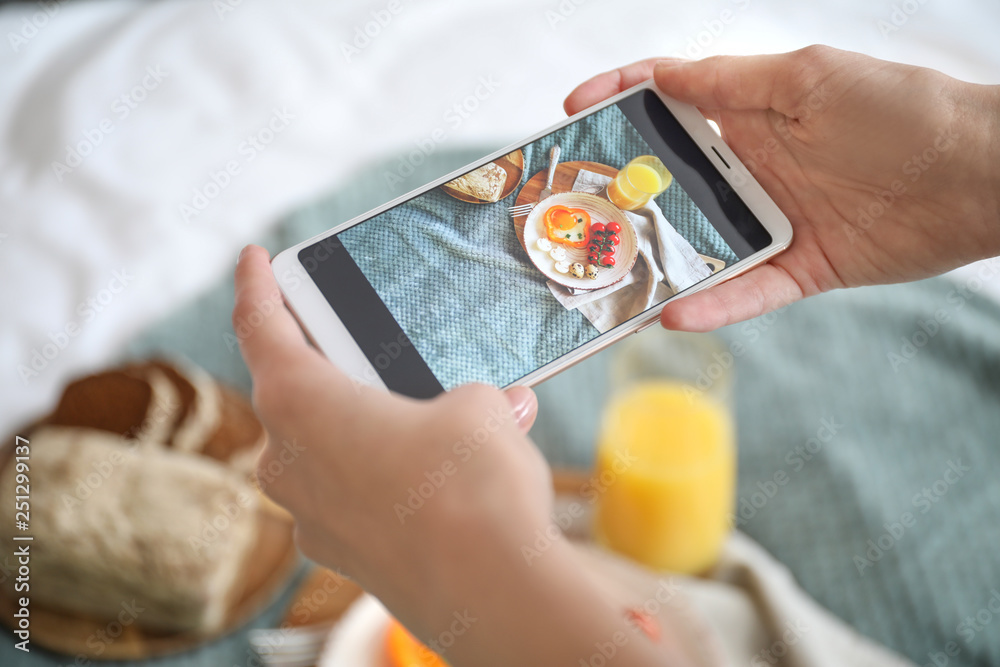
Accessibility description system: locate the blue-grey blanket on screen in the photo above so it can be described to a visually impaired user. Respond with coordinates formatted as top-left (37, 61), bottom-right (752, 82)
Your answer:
top-left (338, 104), bottom-right (737, 390)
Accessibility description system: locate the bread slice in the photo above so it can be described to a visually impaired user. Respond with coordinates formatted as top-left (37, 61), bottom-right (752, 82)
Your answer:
top-left (48, 360), bottom-right (260, 470)
top-left (200, 384), bottom-right (267, 476)
top-left (48, 367), bottom-right (180, 443)
top-left (443, 162), bottom-right (507, 202)
top-left (0, 426), bottom-right (258, 634)
top-left (140, 359), bottom-right (222, 453)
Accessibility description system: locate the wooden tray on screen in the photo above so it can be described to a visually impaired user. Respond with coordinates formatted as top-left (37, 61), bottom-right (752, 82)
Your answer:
top-left (440, 149), bottom-right (524, 203)
top-left (0, 385), bottom-right (299, 660)
top-left (512, 160), bottom-right (619, 251)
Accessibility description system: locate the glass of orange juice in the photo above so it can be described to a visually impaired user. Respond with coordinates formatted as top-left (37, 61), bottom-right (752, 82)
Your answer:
top-left (593, 329), bottom-right (735, 574)
top-left (606, 155), bottom-right (673, 211)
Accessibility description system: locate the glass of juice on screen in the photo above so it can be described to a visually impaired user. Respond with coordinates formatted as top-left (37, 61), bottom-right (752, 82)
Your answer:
top-left (606, 155), bottom-right (673, 211)
top-left (593, 329), bottom-right (735, 574)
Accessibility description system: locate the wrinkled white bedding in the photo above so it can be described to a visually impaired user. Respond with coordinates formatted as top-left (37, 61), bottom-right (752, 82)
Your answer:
top-left (1, 0), bottom-right (998, 437)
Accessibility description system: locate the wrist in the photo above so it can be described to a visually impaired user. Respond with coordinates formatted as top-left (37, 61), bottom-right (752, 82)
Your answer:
top-left (960, 81), bottom-right (1000, 253)
top-left (985, 85), bottom-right (1000, 233)
top-left (423, 517), bottom-right (670, 666)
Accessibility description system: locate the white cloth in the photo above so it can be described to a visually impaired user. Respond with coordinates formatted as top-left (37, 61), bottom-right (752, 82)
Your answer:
top-left (551, 495), bottom-right (919, 667)
top-left (546, 169), bottom-right (710, 333)
top-left (318, 531), bottom-right (917, 667)
top-left (570, 533), bottom-right (918, 667)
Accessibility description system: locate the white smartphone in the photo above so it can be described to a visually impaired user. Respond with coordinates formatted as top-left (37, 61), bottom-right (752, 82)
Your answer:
top-left (272, 80), bottom-right (792, 398)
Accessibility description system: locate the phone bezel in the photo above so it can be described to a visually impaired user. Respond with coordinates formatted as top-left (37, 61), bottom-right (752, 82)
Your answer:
top-left (272, 79), bottom-right (793, 393)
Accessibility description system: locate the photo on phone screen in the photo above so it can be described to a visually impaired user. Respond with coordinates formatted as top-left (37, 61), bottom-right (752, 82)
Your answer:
top-left (296, 89), bottom-right (773, 398)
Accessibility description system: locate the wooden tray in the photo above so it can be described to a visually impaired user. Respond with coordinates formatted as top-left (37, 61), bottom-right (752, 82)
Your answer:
top-left (513, 160), bottom-right (619, 251)
top-left (280, 568), bottom-right (363, 630)
top-left (440, 149), bottom-right (524, 203)
top-left (0, 385), bottom-right (298, 660)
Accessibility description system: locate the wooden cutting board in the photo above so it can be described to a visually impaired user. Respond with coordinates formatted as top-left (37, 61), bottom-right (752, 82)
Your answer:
top-left (440, 149), bottom-right (524, 203)
top-left (0, 384), bottom-right (298, 660)
top-left (513, 160), bottom-right (619, 251)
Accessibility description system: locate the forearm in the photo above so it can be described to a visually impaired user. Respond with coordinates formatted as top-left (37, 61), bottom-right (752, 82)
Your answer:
top-left (420, 526), bottom-right (675, 666)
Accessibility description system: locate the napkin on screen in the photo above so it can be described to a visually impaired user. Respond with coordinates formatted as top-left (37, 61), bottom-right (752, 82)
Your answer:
top-left (546, 169), bottom-right (711, 333)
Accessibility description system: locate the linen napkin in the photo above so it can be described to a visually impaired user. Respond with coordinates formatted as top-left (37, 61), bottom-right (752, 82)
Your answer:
top-left (550, 495), bottom-right (920, 667)
top-left (546, 169), bottom-right (711, 333)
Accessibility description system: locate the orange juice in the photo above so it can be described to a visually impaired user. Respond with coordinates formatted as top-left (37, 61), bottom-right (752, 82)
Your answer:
top-left (385, 618), bottom-right (448, 667)
top-left (606, 156), bottom-right (673, 211)
top-left (593, 381), bottom-right (734, 574)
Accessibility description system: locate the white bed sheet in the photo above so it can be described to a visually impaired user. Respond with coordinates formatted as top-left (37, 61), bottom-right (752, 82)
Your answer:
top-left (1, 0), bottom-right (998, 437)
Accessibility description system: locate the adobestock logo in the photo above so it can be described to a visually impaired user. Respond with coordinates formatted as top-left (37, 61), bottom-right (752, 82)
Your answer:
top-left (854, 458), bottom-right (970, 576)
top-left (729, 416), bottom-right (842, 529)
top-left (7, 0), bottom-right (65, 53)
top-left (187, 490), bottom-right (256, 556)
top-left (180, 107), bottom-right (296, 223)
top-left (83, 599), bottom-right (145, 659)
top-left (349, 332), bottom-right (414, 394)
top-left (877, 0), bottom-right (931, 38)
top-left (383, 75), bottom-right (502, 190)
top-left (668, 0), bottom-right (752, 60)
top-left (577, 579), bottom-right (680, 667)
top-left (51, 65), bottom-right (169, 182)
top-left (251, 439), bottom-right (306, 492)
top-left (213, 0), bottom-right (244, 21)
top-left (18, 268), bottom-right (135, 384)
top-left (224, 289), bottom-right (285, 352)
top-left (750, 619), bottom-right (809, 666)
top-left (393, 406), bottom-right (512, 524)
top-left (888, 257), bottom-right (1000, 372)
top-left (844, 127), bottom-right (959, 245)
top-left (340, 0), bottom-right (408, 62)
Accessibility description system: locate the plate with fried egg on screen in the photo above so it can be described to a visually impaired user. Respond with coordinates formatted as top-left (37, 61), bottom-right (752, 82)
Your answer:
top-left (523, 192), bottom-right (638, 292)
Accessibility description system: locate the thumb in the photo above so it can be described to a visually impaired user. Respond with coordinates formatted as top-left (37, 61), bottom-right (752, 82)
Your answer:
top-left (654, 51), bottom-right (802, 114)
top-left (660, 263), bottom-right (803, 332)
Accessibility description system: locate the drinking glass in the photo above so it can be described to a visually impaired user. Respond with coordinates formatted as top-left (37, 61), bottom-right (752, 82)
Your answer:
top-left (606, 155), bottom-right (673, 211)
top-left (592, 328), bottom-right (736, 574)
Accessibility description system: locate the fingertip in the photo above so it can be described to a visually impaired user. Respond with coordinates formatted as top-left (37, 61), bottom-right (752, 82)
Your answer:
top-left (652, 57), bottom-right (697, 101)
top-left (238, 243), bottom-right (268, 262)
top-left (232, 243), bottom-right (313, 376)
top-left (659, 297), bottom-right (720, 333)
top-left (564, 58), bottom-right (662, 117)
top-left (563, 73), bottom-right (617, 117)
top-left (652, 58), bottom-right (693, 98)
top-left (234, 245), bottom-right (282, 311)
top-left (235, 244), bottom-right (271, 280)
top-left (653, 57), bottom-right (688, 72)
top-left (504, 385), bottom-right (538, 433)
top-left (652, 52), bottom-right (790, 112)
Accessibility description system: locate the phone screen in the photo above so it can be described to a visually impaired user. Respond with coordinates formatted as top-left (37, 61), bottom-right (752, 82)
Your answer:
top-left (300, 89), bottom-right (771, 398)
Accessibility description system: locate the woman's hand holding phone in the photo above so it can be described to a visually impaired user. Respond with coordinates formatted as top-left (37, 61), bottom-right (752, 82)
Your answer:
top-left (234, 245), bottom-right (676, 666)
top-left (566, 46), bottom-right (1000, 332)
top-left (235, 46), bottom-right (999, 665)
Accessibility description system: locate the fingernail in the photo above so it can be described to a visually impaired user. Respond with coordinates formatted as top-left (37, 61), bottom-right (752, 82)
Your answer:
top-left (238, 245), bottom-right (251, 265)
top-left (506, 386), bottom-right (536, 430)
top-left (655, 58), bottom-right (688, 70)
